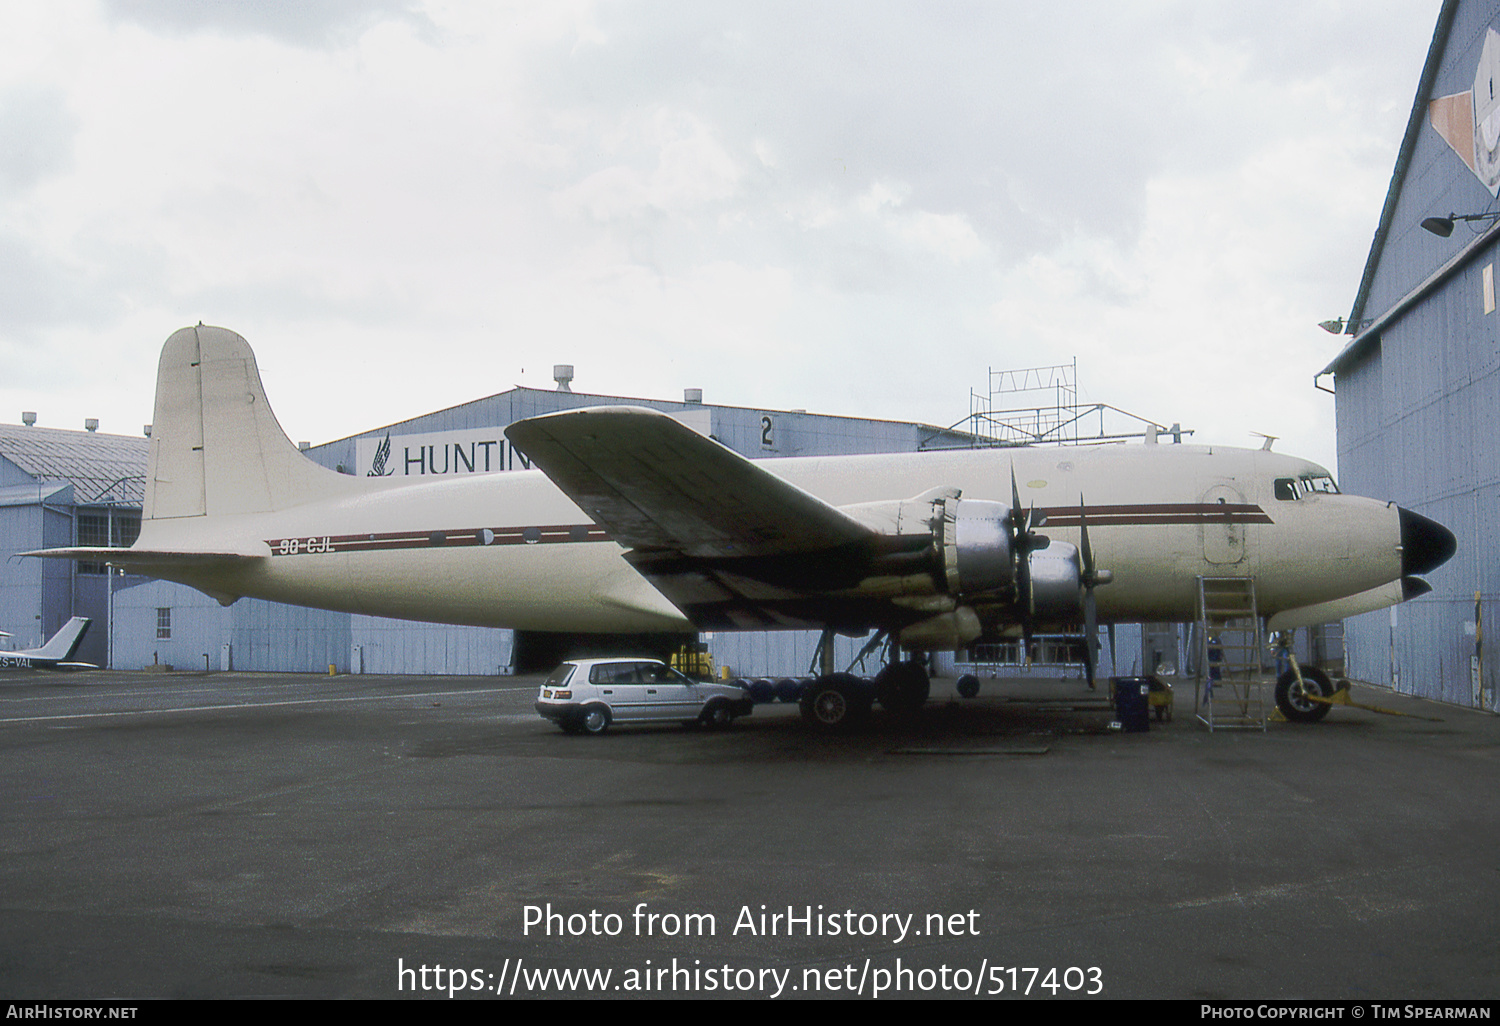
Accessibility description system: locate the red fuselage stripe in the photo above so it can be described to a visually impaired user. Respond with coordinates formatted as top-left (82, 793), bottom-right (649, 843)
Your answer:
top-left (264, 503), bottom-right (1274, 555)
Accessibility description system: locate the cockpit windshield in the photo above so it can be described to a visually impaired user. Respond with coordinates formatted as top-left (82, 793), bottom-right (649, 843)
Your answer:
top-left (1274, 475), bottom-right (1341, 500)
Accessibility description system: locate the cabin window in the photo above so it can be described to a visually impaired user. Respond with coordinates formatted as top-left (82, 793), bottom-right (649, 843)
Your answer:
top-left (1273, 478), bottom-right (1298, 500)
top-left (1300, 475), bottom-right (1340, 494)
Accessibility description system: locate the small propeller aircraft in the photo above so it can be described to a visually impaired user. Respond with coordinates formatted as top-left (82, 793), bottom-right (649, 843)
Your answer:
top-left (0, 618), bottom-right (96, 671)
top-left (27, 326), bottom-right (1455, 727)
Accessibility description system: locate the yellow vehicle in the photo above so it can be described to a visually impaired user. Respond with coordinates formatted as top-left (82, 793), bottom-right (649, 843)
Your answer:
top-left (670, 642), bottom-right (715, 682)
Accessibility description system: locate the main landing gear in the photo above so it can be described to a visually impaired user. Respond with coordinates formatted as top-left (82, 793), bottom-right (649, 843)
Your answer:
top-left (874, 659), bottom-right (931, 714)
top-left (798, 631), bottom-right (931, 732)
top-left (799, 673), bottom-right (872, 732)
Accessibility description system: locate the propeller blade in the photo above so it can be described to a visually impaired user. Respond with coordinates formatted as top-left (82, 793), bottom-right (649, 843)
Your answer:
top-left (1078, 493), bottom-right (1094, 579)
top-left (1083, 586), bottom-right (1098, 688)
top-left (1079, 493), bottom-right (1098, 688)
top-left (1076, 493), bottom-right (1113, 590)
top-left (1009, 462), bottom-right (1034, 623)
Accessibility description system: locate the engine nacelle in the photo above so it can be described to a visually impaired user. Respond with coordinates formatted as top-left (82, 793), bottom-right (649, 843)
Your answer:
top-left (1025, 539), bottom-right (1083, 628)
top-left (941, 498), bottom-right (1013, 596)
top-left (897, 606), bottom-right (983, 649)
top-left (839, 490), bottom-right (1089, 639)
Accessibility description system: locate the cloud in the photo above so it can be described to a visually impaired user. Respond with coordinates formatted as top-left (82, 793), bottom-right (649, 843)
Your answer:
top-left (0, 0), bottom-right (1444, 472)
top-left (102, 0), bottom-right (429, 48)
top-left (0, 232), bottom-right (122, 336)
top-left (0, 86), bottom-right (78, 193)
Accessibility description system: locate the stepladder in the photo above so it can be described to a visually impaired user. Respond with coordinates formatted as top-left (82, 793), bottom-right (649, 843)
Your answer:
top-left (1194, 576), bottom-right (1268, 731)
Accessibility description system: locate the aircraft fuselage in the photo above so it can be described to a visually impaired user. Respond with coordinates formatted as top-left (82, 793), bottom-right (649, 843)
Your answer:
top-left (148, 441), bottom-right (1405, 634)
top-left (31, 326), bottom-right (1452, 653)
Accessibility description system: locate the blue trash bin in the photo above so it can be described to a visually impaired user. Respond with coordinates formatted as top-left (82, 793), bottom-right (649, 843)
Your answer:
top-left (1111, 677), bottom-right (1151, 733)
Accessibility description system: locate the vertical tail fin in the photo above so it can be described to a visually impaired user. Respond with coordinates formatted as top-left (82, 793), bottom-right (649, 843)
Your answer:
top-left (29, 617), bottom-right (90, 661)
top-left (146, 326), bottom-right (364, 520)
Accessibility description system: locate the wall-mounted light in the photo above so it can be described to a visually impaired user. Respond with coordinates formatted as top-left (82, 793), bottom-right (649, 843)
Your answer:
top-left (1317, 317), bottom-right (1372, 335)
top-left (1420, 211), bottom-right (1500, 237)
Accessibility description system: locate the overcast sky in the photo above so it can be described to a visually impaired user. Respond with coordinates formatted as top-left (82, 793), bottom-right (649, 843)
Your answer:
top-left (0, 0), bottom-right (1442, 473)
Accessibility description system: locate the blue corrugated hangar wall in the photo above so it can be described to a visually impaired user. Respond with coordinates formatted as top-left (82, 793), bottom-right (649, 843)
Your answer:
top-left (1322, 0), bottom-right (1500, 711)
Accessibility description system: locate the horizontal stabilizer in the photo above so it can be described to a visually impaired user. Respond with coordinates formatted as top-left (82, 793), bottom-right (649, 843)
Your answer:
top-left (21, 546), bottom-right (264, 568)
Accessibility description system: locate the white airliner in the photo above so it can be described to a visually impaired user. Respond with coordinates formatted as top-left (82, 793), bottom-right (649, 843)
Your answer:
top-left (27, 326), bottom-right (1455, 726)
top-left (0, 618), bottom-right (96, 671)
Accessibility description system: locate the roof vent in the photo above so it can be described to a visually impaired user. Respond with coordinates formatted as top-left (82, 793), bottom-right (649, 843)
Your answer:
top-left (684, 388), bottom-right (703, 404)
top-left (553, 365), bottom-right (574, 393)
top-left (21, 412), bottom-right (36, 427)
top-left (84, 418), bottom-right (98, 433)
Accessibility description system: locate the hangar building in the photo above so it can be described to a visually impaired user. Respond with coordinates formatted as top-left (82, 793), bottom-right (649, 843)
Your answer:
top-left (0, 422), bottom-right (149, 667)
top-left (1319, 0), bottom-right (1500, 711)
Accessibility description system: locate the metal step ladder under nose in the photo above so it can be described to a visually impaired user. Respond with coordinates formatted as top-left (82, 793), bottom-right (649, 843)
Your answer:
top-left (1194, 576), bottom-right (1267, 731)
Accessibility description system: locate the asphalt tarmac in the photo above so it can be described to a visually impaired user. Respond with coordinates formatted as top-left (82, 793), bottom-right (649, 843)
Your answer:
top-left (0, 669), bottom-right (1496, 1001)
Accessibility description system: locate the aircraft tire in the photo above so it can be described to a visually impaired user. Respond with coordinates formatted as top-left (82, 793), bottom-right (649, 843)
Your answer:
top-left (580, 704), bottom-right (612, 735)
top-left (875, 660), bottom-right (930, 714)
top-left (956, 674), bottom-right (981, 699)
top-left (800, 674), bottom-right (871, 732)
top-left (1275, 666), bottom-right (1334, 723)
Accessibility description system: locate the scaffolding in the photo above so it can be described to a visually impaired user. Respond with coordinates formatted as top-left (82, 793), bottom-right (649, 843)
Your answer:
top-left (951, 360), bottom-right (1191, 447)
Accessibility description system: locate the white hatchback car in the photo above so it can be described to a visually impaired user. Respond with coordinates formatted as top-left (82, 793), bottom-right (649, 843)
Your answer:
top-left (535, 658), bottom-right (754, 735)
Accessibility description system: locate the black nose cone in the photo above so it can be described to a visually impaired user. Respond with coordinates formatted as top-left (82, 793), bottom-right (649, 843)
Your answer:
top-left (1399, 507), bottom-right (1457, 577)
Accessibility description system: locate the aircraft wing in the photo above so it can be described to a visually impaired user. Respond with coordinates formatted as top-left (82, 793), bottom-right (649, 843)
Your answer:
top-left (507, 407), bottom-right (886, 629)
top-left (505, 406), bottom-right (873, 558)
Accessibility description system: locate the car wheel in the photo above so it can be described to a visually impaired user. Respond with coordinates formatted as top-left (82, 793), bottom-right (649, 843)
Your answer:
top-left (702, 701), bottom-right (735, 730)
top-left (1275, 666), bottom-right (1334, 723)
top-left (580, 705), bottom-right (611, 735)
top-left (956, 674), bottom-right (980, 699)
